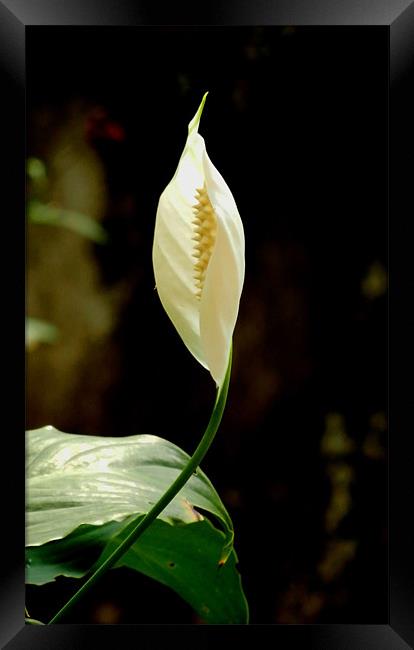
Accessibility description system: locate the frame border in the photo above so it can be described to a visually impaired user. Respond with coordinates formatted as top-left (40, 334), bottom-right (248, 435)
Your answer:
top-left (1, 0), bottom-right (412, 647)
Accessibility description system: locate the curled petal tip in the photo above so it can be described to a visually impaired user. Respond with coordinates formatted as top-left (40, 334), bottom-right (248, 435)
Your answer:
top-left (188, 91), bottom-right (209, 135)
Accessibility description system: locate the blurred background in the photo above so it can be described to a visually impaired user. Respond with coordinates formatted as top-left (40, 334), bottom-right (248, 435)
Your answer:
top-left (26, 26), bottom-right (387, 624)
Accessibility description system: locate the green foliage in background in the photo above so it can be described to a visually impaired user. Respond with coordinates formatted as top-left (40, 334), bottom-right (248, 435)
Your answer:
top-left (26, 156), bottom-right (107, 244)
top-left (26, 317), bottom-right (59, 350)
top-left (27, 199), bottom-right (107, 244)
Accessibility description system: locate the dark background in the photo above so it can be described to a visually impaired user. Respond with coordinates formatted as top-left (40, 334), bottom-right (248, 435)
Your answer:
top-left (26, 26), bottom-right (388, 624)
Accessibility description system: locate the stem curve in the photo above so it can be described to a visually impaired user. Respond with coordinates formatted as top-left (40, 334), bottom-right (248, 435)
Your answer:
top-left (48, 344), bottom-right (233, 624)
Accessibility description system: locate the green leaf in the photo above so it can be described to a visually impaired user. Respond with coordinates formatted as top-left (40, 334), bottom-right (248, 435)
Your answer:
top-left (26, 426), bottom-right (248, 624)
top-left (26, 518), bottom-right (248, 624)
top-left (108, 517), bottom-right (247, 624)
top-left (27, 427), bottom-right (233, 555)
top-left (26, 521), bottom-right (122, 585)
top-left (25, 618), bottom-right (45, 625)
top-left (27, 199), bottom-right (108, 244)
top-left (26, 317), bottom-right (59, 350)
top-left (26, 157), bottom-right (47, 182)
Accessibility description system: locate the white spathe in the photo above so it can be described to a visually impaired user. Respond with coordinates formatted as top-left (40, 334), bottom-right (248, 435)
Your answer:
top-left (153, 93), bottom-right (245, 387)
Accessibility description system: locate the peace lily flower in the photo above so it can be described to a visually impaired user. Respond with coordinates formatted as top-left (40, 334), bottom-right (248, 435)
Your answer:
top-left (153, 93), bottom-right (245, 387)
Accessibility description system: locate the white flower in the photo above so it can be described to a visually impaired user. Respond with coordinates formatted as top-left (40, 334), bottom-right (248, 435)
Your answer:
top-left (152, 93), bottom-right (245, 387)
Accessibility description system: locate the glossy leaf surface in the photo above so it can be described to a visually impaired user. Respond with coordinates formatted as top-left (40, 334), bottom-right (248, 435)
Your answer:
top-left (27, 427), bottom-right (233, 553)
top-left (26, 517), bottom-right (248, 624)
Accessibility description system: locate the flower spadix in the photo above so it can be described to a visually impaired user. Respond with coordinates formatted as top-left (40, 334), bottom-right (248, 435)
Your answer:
top-left (153, 93), bottom-right (245, 387)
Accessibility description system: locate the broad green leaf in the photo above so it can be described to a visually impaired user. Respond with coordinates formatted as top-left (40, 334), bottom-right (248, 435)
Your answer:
top-left (26, 427), bottom-right (233, 557)
top-left (26, 518), bottom-right (248, 624)
top-left (26, 520), bottom-right (122, 585)
top-left (106, 517), bottom-right (247, 624)
top-left (26, 317), bottom-right (59, 350)
top-left (27, 199), bottom-right (107, 244)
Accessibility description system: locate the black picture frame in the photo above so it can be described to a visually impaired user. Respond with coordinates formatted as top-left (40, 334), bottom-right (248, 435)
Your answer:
top-left (1, 0), bottom-right (413, 647)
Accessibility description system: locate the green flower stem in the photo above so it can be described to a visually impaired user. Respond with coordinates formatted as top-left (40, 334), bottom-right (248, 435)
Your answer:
top-left (48, 344), bottom-right (233, 624)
